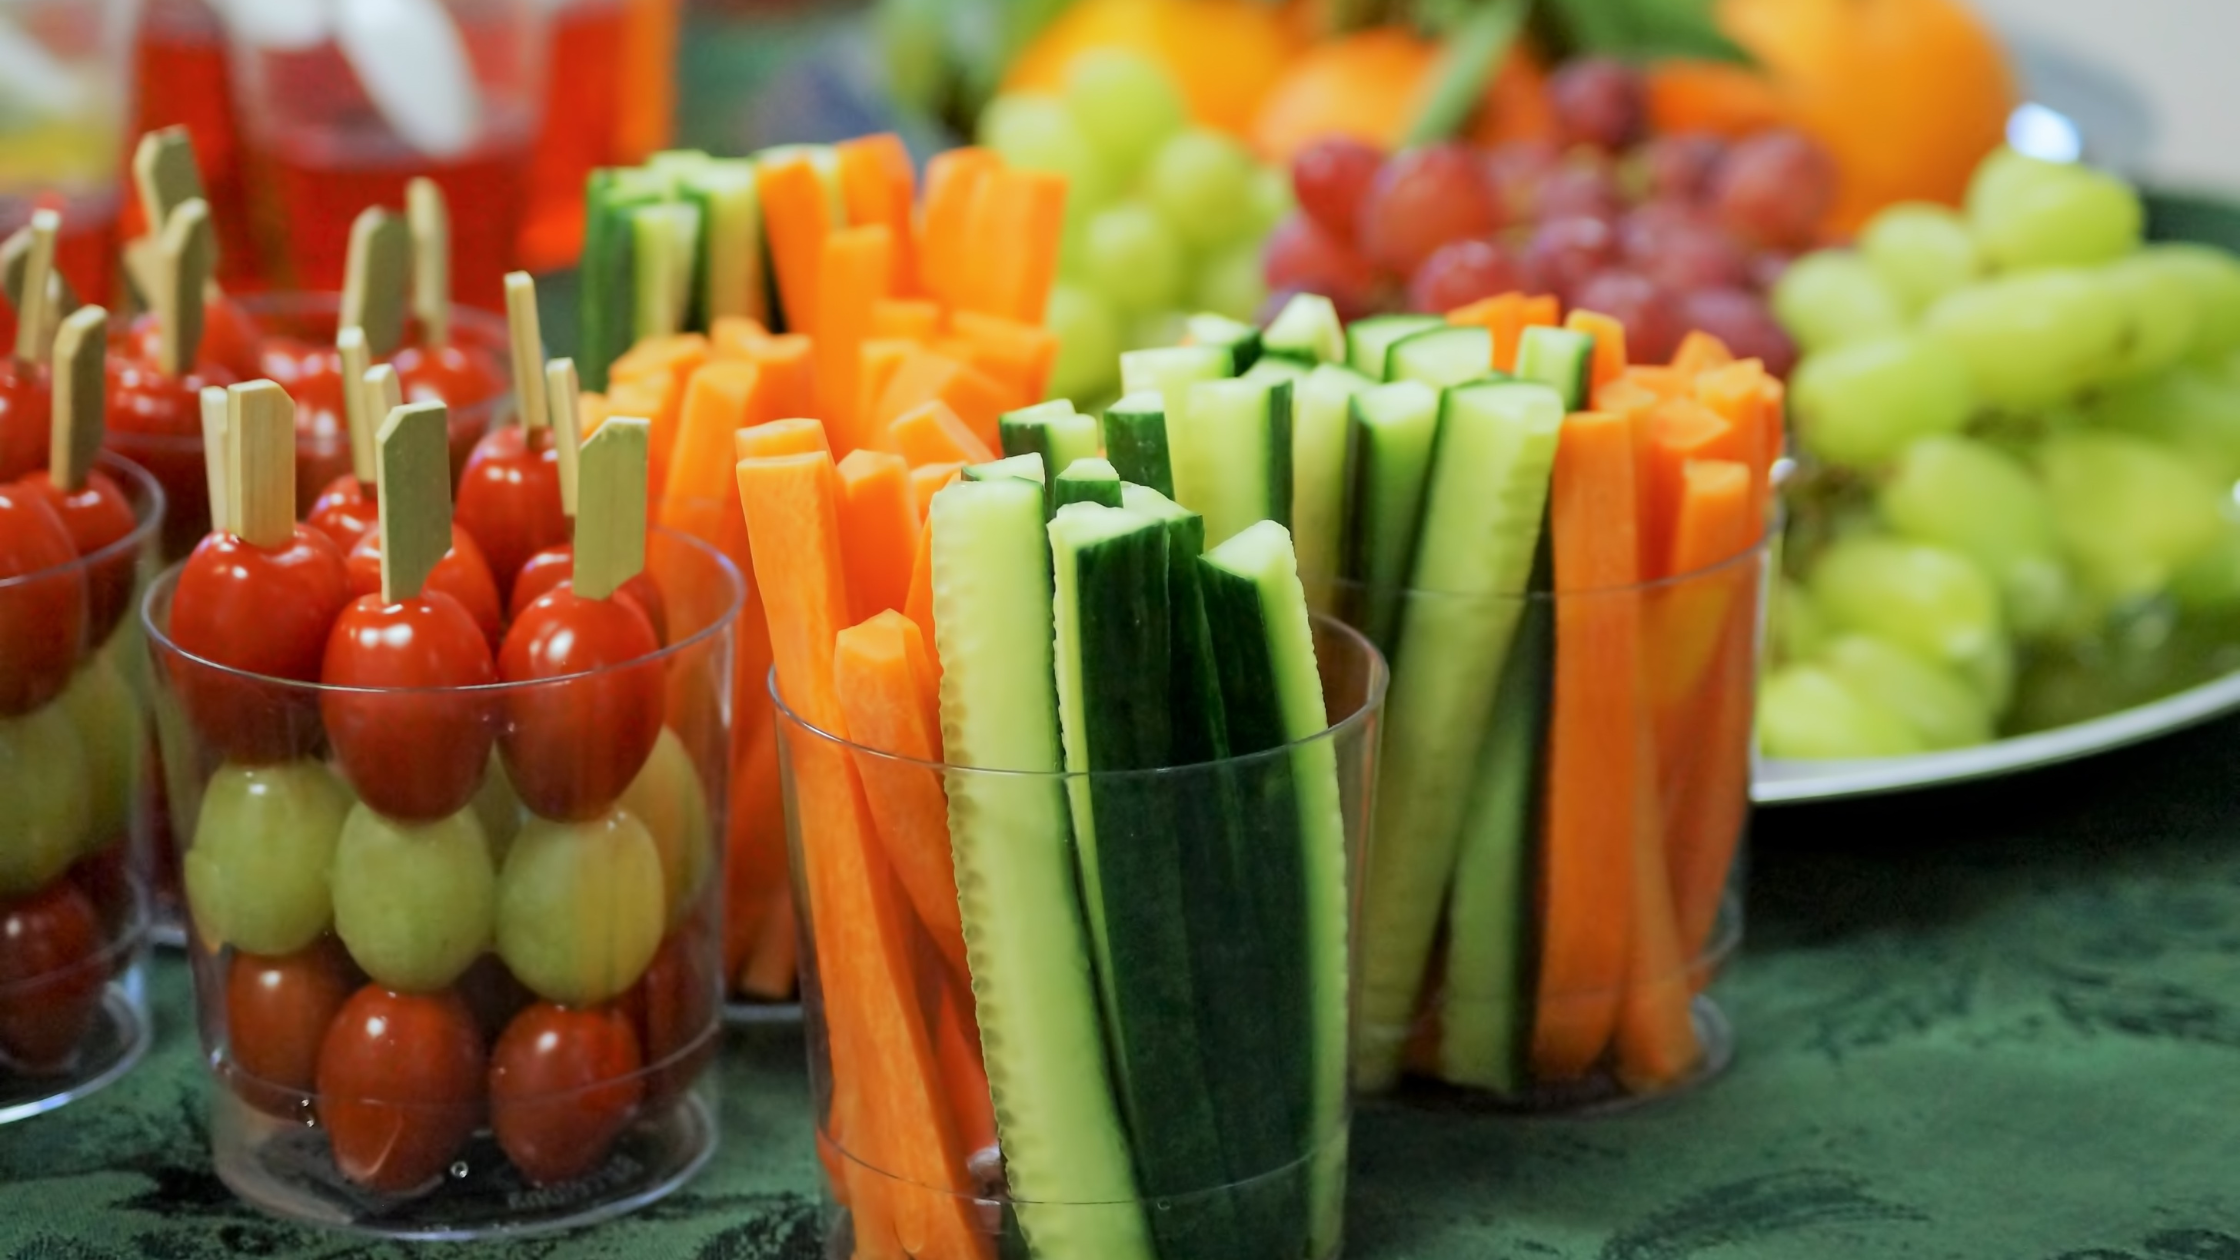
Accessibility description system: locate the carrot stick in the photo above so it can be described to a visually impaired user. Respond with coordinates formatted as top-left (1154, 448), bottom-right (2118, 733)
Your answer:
top-left (814, 225), bottom-right (896, 455)
top-left (1644, 400), bottom-right (1750, 580)
top-left (741, 332), bottom-right (816, 421)
top-left (833, 610), bottom-right (968, 985)
top-left (909, 462), bottom-right (963, 524)
top-left (611, 332), bottom-right (709, 391)
top-left (725, 712), bottom-right (790, 982)
top-left (739, 879), bottom-right (799, 1001)
top-left (1621, 365), bottom-right (1690, 400)
top-left (919, 148), bottom-right (1001, 313)
top-left (603, 372), bottom-right (682, 499)
top-left (659, 361), bottom-right (762, 537)
top-left (836, 450), bottom-right (920, 622)
top-left (1612, 790), bottom-right (1699, 1091)
top-left (888, 399), bottom-right (994, 468)
top-left (756, 156), bottom-right (836, 334)
top-left (1670, 330), bottom-right (1733, 376)
top-left (1534, 410), bottom-right (1648, 1081)
top-left (735, 452), bottom-right (982, 1259)
top-left (903, 519), bottom-right (942, 689)
top-left (857, 339), bottom-right (916, 446)
top-left (1446, 293), bottom-right (1523, 372)
top-left (1520, 294), bottom-right (1561, 328)
top-left (1694, 358), bottom-right (1772, 492)
top-left (1563, 309), bottom-right (1628, 393)
top-left (950, 310), bottom-right (1059, 404)
top-left (736, 417), bottom-right (830, 461)
top-left (932, 973), bottom-right (997, 1156)
top-left (872, 298), bottom-right (943, 343)
top-left (962, 167), bottom-right (1067, 324)
top-left (877, 351), bottom-right (1008, 449)
top-left (711, 316), bottom-right (771, 361)
top-left (839, 133), bottom-right (918, 296)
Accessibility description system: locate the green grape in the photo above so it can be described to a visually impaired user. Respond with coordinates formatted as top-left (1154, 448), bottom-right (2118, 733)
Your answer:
top-left (2100, 252), bottom-right (2203, 382)
top-left (1920, 269), bottom-right (2125, 408)
top-left (0, 704), bottom-right (90, 897)
top-left (1061, 49), bottom-right (1186, 181)
top-left (978, 93), bottom-right (1115, 219)
top-left (2038, 430), bottom-right (2226, 601)
top-left (496, 808), bottom-right (665, 1006)
top-left (1819, 634), bottom-right (1994, 750)
top-left (2147, 242), bottom-right (2240, 360)
top-left (1129, 308), bottom-right (1188, 351)
top-left (2089, 364), bottom-right (2240, 487)
top-left (618, 726), bottom-right (711, 930)
top-left (1143, 128), bottom-right (1258, 249)
top-left (1082, 202), bottom-right (1185, 314)
top-left (1791, 333), bottom-right (1972, 468)
top-left (185, 759), bottom-right (351, 955)
top-left (1758, 665), bottom-right (1927, 760)
top-left (2168, 520), bottom-right (2240, 613)
top-left (1044, 282), bottom-right (1122, 402)
top-left (1771, 578), bottom-right (1828, 665)
top-left (1771, 250), bottom-right (1907, 354)
top-left (60, 654), bottom-right (143, 857)
top-left (331, 804), bottom-right (495, 992)
top-left (1250, 163), bottom-right (1294, 239)
top-left (1192, 242), bottom-right (1268, 323)
top-left (1965, 147), bottom-right (2142, 271)
top-left (471, 747), bottom-right (523, 868)
top-left (1879, 434), bottom-right (2069, 636)
top-left (1808, 534), bottom-right (2005, 700)
top-left (1859, 202), bottom-right (1981, 313)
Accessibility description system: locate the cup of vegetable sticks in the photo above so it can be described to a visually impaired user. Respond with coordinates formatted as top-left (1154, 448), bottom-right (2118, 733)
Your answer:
top-left (143, 380), bottom-right (738, 1235)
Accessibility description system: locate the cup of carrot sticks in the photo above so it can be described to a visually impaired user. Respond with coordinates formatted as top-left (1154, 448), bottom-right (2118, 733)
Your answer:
top-left (571, 135), bottom-right (1079, 1015)
top-left (1197, 290), bottom-right (1774, 1108)
top-left (142, 334), bottom-right (738, 1231)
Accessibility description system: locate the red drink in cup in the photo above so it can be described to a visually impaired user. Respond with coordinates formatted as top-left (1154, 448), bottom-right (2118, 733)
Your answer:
top-left (127, 0), bottom-right (257, 287)
top-left (517, 0), bottom-right (626, 273)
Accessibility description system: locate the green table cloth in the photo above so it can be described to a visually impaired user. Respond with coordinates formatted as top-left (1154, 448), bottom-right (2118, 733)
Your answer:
top-left (8, 708), bottom-right (2240, 1258)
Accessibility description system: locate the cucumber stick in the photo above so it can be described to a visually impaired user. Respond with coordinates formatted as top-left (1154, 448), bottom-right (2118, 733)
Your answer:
top-left (1186, 312), bottom-right (1262, 375)
top-left (1353, 381), bottom-right (1564, 1093)
top-left (1515, 325), bottom-right (1595, 411)
top-left (1050, 504), bottom-right (1243, 1259)
top-left (1346, 314), bottom-right (1442, 378)
top-left (1102, 392), bottom-right (1173, 499)
top-left (1054, 458), bottom-right (1122, 510)
top-left (1341, 380), bottom-right (1442, 654)
top-left (1388, 326), bottom-right (1494, 390)
top-left (1291, 365), bottom-right (1374, 615)
top-left (1263, 294), bottom-right (1346, 367)
top-left (631, 202), bottom-right (700, 341)
top-left (1001, 401), bottom-right (1101, 474)
top-left (1121, 345), bottom-right (1231, 419)
top-left (682, 159), bottom-right (764, 327)
top-left (1173, 375), bottom-right (1292, 549)
top-left (927, 480), bottom-right (1152, 1260)
top-left (965, 453), bottom-right (1046, 485)
top-left (1198, 521), bottom-right (1350, 1260)
top-left (1119, 485), bottom-right (1229, 766)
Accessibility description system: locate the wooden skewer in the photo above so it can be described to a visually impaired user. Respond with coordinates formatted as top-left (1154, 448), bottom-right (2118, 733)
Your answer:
top-left (48, 305), bottom-right (107, 492)
top-left (573, 415), bottom-right (648, 601)
top-left (13, 210), bottom-right (57, 366)
top-left (546, 358), bottom-right (582, 519)
top-left (361, 361), bottom-right (404, 481)
top-left (504, 271), bottom-right (549, 433)
top-left (132, 127), bottom-right (222, 308)
top-left (156, 199), bottom-right (214, 379)
top-left (3, 220), bottom-right (76, 348)
top-left (200, 386), bottom-right (230, 535)
top-left (375, 400), bottom-right (453, 604)
top-left (408, 178), bottom-right (450, 348)
top-left (226, 381), bottom-right (295, 550)
top-left (340, 207), bottom-right (408, 359)
top-left (338, 327), bottom-right (376, 487)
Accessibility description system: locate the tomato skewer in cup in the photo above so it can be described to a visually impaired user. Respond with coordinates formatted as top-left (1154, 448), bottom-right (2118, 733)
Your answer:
top-left (509, 359), bottom-right (669, 642)
top-left (304, 326), bottom-right (381, 553)
top-left (292, 209), bottom-right (411, 514)
top-left (391, 179), bottom-right (506, 411)
top-left (120, 129), bottom-right (263, 383)
top-left (0, 213), bottom-right (64, 483)
top-left (456, 273), bottom-right (567, 604)
top-left (342, 367), bottom-right (504, 648)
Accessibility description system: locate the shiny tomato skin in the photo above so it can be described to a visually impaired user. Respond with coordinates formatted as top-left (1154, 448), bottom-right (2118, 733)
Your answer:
top-left (0, 362), bottom-right (49, 483)
top-left (320, 591), bottom-right (498, 822)
top-left (225, 937), bottom-right (356, 1114)
top-left (316, 985), bottom-right (485, 1194)
top-left (101, 359), bottom-right (236, 559)
top-left (17, 469), bottom-right (139, 649)
top-left (346, 524), bottom-right (505, 650)
top-left (123, 299), bottom-right (266, 383)
top-left (167, 524), bottom-right (352, 762)
top-left (0, 879), bottom-right (106, 1073)
top-left (392, 342), bottom-right (506, 411)
top-left (0, 483), bottom-right (86, 716)
top-left (453, 427), bottom-right (566, 607)
top-left (105, 357), bottom-right (239, 438)
top-left (509, 544), bottom-right (670, 645)
top-left (621, 925), bottom-right (718, 1105)
top-left (489, 1002), bottom-right (645, 1185)
top-left (497, 584), bottom-right (663, 822)
top-left (306, 474), bottom-right (379, 555)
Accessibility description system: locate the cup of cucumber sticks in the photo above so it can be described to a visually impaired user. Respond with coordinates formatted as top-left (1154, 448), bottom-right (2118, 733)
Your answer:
top-left (144, 389), bottom-right (738, 1236)
top-left (745, 434), bottom-right (1386, 1260)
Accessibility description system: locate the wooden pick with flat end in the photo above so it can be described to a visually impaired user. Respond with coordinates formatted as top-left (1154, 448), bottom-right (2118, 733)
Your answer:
top-left (360, 363), bottom-right (404, 485)
top-left (407, 178), bottom-right (450, 347)
top-left (337, 326), bottom-right (376, 486)
top-left (3, 220), bottom-right (76, 338)
top-left (156, 199), bottom-right (215, 378)
top-left (574, 415), bottom-right (648, 601)
top-left (133, 128), bottom-right (207, 252)
top-left (374, 400), bottom-right (453, 604)
top-left (48, 305), bottom-right (107, 492)
top-left (504, 271), bottom-right (549, 434)
top-left (12, 210), bottom-right (57, 366)
top-left (340, 207), bottom-right (408, 359)
top-left (226, 381), bottom-right (295, 549)
top-left (200, 386), bottom-right (230, 535)
top-left (546, 358), bottom-right (582, 518)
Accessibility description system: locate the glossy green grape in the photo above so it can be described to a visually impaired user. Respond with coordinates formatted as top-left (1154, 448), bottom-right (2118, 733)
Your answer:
top-left (1082, 202), bottom-right (1185, 315)
top-left (2088, 364), bottom-right (2240, 487)
top-left (978, 94), bottom-right (1115, 220)
top-left (2039, 430), bottom-right (2226, 601)
top-left (2168, 521), bottom-right (2240, 613)
top-left (617, 726), bottom-right (710, 930)
top-left (0, 704), bottom-right (90, 897)
top-left (1044, 283), bottom-right (1122, 402)
top-left (2147, 243), bottom-right (2240, 360)
top-left (1809, 534), bottom-right (2006, 702)
top-left (59, 653), bottom-right (142, 857)
top-left (1061, 50), bottom-right (1186, 180)
top-left (331, 804), bottom-right (495, 992)
top-left (1880, 435), bottom-right (2070, 637)
top-left (1965, 147), bottom-right (2142, 271)
top-left (185, 759), bottom-right (351, 955)
top-left (2101, 252), bottom-right (2203, 382)
top-left (471, 747), bottom-right (524, 869)
top-left (1771, 251), bottom-right (1907, 355)
top-left (1819, 634), bottom-right (1994, 750)
top-left (1249, 163), bottom-right (1294, 238)
top-left (1859, 202), bottom-right (1981, 313)
top-left (1192, 242), bottom-right (1269, 323)
top-left (1758, 664), bottom-right (1926, 760)
top-left (1921, 269), bottom-right (2125, 408)
top-left (1770, 578), bottom-right (1828, 666)
top-left (1792, 333), bottom-right (1972, 468)
top-left (1144, 128), bottom-right (1259, 249)
top-left (495, 808), bottom-right (665, 1007)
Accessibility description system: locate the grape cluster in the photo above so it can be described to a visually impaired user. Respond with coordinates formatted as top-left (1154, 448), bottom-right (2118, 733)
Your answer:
top-left (981, 51), bottom-right (1291, 403)
top-left (1266, 58), bottom-right (1817, 374)
top-left (1764, 148), bottom-right (2240, 758)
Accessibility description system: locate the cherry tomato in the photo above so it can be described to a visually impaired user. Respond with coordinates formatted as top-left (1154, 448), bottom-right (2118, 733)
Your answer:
top-left (320, 591), bottom-right (497, 822)
top-left (68, 842), bottom-right (136, 942)
top-left (511, 544), bottom-right (670, 645)
top-left (0, 361), bottom-right (50, 483)
top-left (392, 341), bottom-right (506, 411)
top-left (454, 426), bottom-right (566, 606)
top-left (17, 469), bottom-right (139, 648)
top-left (0, 879), bottom-right (105, 1073)
top-left (497, 583), bottom-right (663, 822)
top-left (306, 474), bottom-right (379, 555)
top-left (488, 1002), bottom-right (645, 1185)
top-left (345, 523), bottom-right (504, 650)
top-left (105, 356), bottom-right (241, 559)
top-left (316, 984), bottom-right (485, 1194)
top-left (0, 483), bottom-right (86, 716)
top-left (455, 951), bottom-right (532, 1045)
top-left (123, 297), bottom-right (266, 382)
top-left (256, 336), bottom-right (336, 394)
top-left (167, 524), bottom-right (351, 762)
top-left (225, 937), bottom-right (356, 1115)
top-left (620, 925), bottom-right (717, 1106)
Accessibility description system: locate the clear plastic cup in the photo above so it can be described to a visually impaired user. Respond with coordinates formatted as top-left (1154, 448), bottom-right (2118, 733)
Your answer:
top-left (0, 453), bottom-right (164, 1124)
top-left (1344, 539), bottom-right (1768, 1111)
top-left (778, 617), bottom-right (1386, 1259)
top-left (142, 528), bottom-right (739, 1237)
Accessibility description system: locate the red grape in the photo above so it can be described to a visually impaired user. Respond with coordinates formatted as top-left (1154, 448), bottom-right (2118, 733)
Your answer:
top-left (1548, 58), bottom-right (1646, 151)
top-left (1521, 216), bottom-right (1618, 305)
top-left (1750, 250), bottom-right (1795, 292)
top-left (1263, 215), bottom-right (1380, 319)
top-left (1712, 129), bottom-right (1838, 250)
top-left (1571, 270), bottom-right (1684, 364)
top-left (1679, 288), bottom-right (1799, 377)
top-left (1357, 144), bottom-right (1499, 277)
top-left (1408, 239), bottom-right (1526, 314)
top-left (1482, 139), bottom-right (1560, 223)
top-left (1291, 137), bottom-right (1384, 244)
top-left (1620, 202), bottom-right (1750, 292)
top-left (1639, 132), bottom-right (1728, 205)
top-left (1537, 156), bottom-right (1623, 224)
